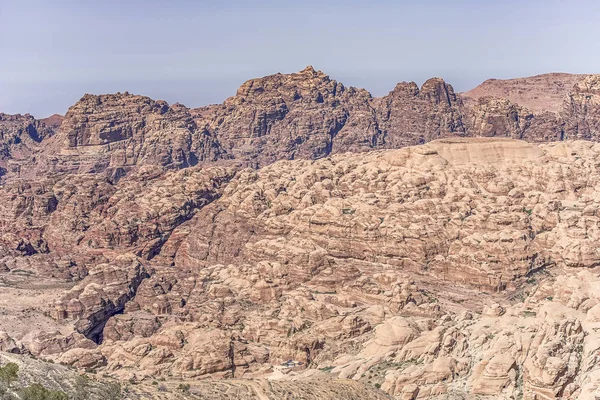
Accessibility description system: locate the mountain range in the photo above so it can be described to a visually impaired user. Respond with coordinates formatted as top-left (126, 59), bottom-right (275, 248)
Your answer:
top-left (3, 67), bottom-right (600, 182)
top-left (1, 69), bottom-right (600, 399)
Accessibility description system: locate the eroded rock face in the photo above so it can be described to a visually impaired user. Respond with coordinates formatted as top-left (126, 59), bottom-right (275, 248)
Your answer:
top-left (46, 92), bottom-right (226, 176)
top-left (202, 66), bottom-right (382, 165)
top-left (563, 75), bottom-right (600, 140)
top-left (462, 73), bottom-right (588, 114)
top-left (54, 254), bottom-right (148, 342)
top-left (375, 78), bottom-right (466, 146)
top-left (4, 69), bottom-right (600, 187)
top-left (464, 96), bottom-right (564, 142)
top-left (0, 164), bottom-right (236, 261)
top-left (0, 112), bottom-right (61, 177)
top-left (171, 138), bottom-right (600, 291)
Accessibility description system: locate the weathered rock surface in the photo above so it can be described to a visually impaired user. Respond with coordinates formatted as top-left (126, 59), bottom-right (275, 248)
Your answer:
top-left (3, 69), bottom-right (600, 186)
top-left (0, 112), bottom-right (61, 177)
top-left (1, 352), bottom-right (389, 400)
top-left (1, 138), bottom-right (599, 398)
top-left (4, 69), bottom-right (600, 399)
top-left (46, 93), bottom-right (226, 177)
top-left (374, 78), bottom-right (466, 146)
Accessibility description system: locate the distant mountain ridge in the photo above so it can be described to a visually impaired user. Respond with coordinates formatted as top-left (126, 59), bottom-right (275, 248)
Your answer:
top-left (461, 72), bottom-right (590, 113)
top-left (1, 68), bottom-right (600, 182)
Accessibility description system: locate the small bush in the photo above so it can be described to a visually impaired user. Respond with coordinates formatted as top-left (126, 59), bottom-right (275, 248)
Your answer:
top-left (105, 382), bottom-right (121, 400)
top-left (0, 363), bottom-right (19, 387)
top-left (178, 383), bottom-right (190, 393)
top-left (18, 383), bottom-right (68, 400)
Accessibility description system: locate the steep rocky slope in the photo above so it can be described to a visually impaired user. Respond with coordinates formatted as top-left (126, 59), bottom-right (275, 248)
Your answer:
top-left (22, 67), bottom-right (470, 178)
top-left (0, 112), bottom-right (62, 177)
top-left (3, 68), bottom-right (600, 186)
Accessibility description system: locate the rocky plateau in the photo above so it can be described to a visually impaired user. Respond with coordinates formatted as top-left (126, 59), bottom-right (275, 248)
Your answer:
top-left (2, 69), bottom-right (600, 399)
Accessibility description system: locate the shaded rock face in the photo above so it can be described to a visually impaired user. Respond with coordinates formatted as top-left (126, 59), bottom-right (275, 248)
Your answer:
top-left (202, 66), bottom-right (383, 165)
top-left (463, 95), bottom-right (571, 145)
top-left (54, 254), bottom-right (148, 342)
top-left (0, 112), bottom-right (62, 177)
top-left (0, 164), bottom-right (236, 262)
top-left (375, 78), bottom-right (466, 146)
top-left (0, 113), bottom-right (60, 155)
top-left (43, 67), bottom-right (383, 173)
top-left (562, 75), bottom-right (600, 140)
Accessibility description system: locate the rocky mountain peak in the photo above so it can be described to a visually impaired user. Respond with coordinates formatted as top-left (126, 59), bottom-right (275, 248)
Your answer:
top-left (387, 81), bottom-right (420, 97)
top-left (233, 66), bottom-right (338, 105)
top-left (384, 78), bottom-right (457, 106)
top-left (40, 114), bottom-right (64, 129)
top-left (299, 64), bottom-right (319, 75)
top-left (60, 93), bottom-right (170, 148)
top-left (420, 77), bottom-right (457, 105)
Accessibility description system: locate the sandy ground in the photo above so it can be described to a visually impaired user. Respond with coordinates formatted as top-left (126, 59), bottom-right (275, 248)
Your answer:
top-left (0, 272), bottom-right (75, 340)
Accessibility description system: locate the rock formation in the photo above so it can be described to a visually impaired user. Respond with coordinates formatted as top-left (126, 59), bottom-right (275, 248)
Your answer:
top-left (3, 69), bottom-right (600, 399)
top-left (0, 112), bottom-right (61, 177)
top-left (3, 69), bottom-right (600, 186)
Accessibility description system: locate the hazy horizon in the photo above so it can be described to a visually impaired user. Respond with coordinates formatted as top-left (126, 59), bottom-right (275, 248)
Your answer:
top-left (2, 0), bottom-right (599, 118)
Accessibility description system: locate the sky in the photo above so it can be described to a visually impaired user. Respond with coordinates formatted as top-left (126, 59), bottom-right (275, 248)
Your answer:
top-left (1, 0), bottom-right (599, 117)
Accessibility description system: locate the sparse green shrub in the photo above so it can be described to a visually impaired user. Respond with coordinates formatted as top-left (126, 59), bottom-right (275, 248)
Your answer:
top-left (0, 362), bottom-right (19, 387)
top-left (105, 382), bottom-right (122, 400)
top-left (18, 383), bottom-right (68, 400)
top-left (178, 383), bottom-right (190, 393)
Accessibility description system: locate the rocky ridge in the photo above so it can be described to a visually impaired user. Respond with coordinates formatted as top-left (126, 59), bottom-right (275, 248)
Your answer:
top-left (462, 72), bottom-right (588, 114)
top-left (3, 69), bottom-right (600, 183)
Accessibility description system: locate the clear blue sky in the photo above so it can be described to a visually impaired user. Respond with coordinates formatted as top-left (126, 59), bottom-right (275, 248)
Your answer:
top-left (1, 0), bottom-right (598, 117)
